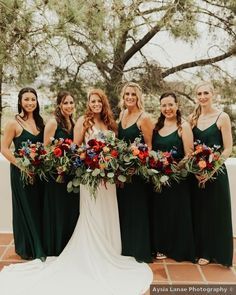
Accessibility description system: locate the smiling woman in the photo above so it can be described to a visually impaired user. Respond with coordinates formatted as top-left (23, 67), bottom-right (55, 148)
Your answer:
top-left (117, 82), bottom-right (154, 263)
top-left (151, 92), bottom-right (195, 263)
top-left (0, 87), bottom-right (45, 260)
top-left (42, 90), bottom-right (80, 256)
top-left (189, 81), bottom-right (233, 267)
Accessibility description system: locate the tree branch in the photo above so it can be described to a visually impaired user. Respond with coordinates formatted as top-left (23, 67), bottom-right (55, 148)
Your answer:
top-left (162, 46), bottom-right (236, 78)
top-left (67, 35), bottom-right (110, 80)
top-left (122, 4), bottom-right (177, 65)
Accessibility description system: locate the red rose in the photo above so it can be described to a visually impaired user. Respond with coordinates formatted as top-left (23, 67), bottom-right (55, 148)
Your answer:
top-left (64, 138), bottom-right (72, 145)
top-left (149, 158), bottom-right (156, 168)
top-left (61, 143), bottom-right (70, 151)
top-left (111, 150), bottom-right (119, 158)
top-left (164, 167), bottom-right (173, 175)
top-left (53, 147), bottom-right (63, 157)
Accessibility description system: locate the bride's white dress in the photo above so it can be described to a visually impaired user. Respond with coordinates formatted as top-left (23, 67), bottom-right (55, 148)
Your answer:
top-left (0, 128), bottom-right (153, 295)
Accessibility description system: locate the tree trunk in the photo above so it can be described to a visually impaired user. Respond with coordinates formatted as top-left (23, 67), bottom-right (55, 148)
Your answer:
top-left (105, 69), bottom-right (124, 119)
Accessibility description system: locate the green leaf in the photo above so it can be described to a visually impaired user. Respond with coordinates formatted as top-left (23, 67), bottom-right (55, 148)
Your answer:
top-left (92, 168), bottom-right (101, 177)
top-left (118, 175), bottom-right (126, 182)
top-left (107, 172), bottom-right (114, 178)
top-left (72, 177), bottom-right (80, 187)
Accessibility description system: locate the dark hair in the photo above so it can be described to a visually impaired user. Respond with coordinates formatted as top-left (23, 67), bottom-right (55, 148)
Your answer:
top-left (154, 92), bottom-right (182, 132)
top-left (54, 90), bottom-right (75, 132)
top-left (17, 87), bottom-right (44, 132)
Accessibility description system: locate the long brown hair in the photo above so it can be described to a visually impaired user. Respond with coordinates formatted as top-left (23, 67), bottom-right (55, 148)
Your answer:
top-left (83, 89), bottom-right (117, 133)
top-left (17, 87), bottom-right (44, 132)
top-left (153, 92), bottom-right (182, 132)
top-left (55, 90), bottom-right (75, 132)
top-left (190, 81), bottom-right (215, 127)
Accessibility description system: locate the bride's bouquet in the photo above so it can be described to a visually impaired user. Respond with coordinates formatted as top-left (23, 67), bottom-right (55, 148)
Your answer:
top-left (15, 140), bottom-right (47, 185)
top-left (67, 131), bottom-right (127, 197)
top-left (185, 140), bottom-right (224, 188)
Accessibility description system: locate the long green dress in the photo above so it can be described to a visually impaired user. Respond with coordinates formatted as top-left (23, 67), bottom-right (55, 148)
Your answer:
top-left (43, 125), bottom-right (80, 256)
top-left (151, 130), bottom-right (195, 262)
top-left (117, 120), bottom-right (152, 263)
top-left (192, 121), bottom-right (233, 266)
top-left (11, 128), bottom-right (45, 260)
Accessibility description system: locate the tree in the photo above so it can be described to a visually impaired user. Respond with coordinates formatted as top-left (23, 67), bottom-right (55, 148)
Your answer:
top-left (0, 0), bottom-right (51, 133)
top-left (44, 0), bottom-right (236, 114)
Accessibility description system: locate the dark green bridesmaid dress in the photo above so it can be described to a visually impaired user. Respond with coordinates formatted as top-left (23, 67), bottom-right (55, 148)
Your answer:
top-left (192, 116), bottom-right (233, 266)
top-left (11, 126), bottom-right (45, 260)
top-left (43, 125), bottom-right (80, 256)
top-left (151, 130), bottom-right (195, 262)
top-left (117, 118), bottom-right (152, 263)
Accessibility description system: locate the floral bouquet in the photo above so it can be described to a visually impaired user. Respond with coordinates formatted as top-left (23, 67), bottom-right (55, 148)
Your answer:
top-left (15, 140), bottom-right (47, 185)
top-left (67, 131), bottom-right (127, 197)
top-left (43, 138), bottom-right (77, 183)
top-left (142, 148), bottom-right (184, 192)
top-left (118, 136), bottom-right (150, 182)
top-left (185, 140), bottom-right (224, 188)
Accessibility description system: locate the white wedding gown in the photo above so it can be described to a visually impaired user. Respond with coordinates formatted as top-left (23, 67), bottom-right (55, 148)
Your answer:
top-left (0, 128), bottom-right (153, 295)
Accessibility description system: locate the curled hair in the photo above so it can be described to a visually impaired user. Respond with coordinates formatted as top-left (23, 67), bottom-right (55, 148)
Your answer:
top-left (190, 81), bottom-right (214, 127)
top-left (17, 87), bottom-right (44, 132)
top-left (119, 82), bottom-right (144, 111)
top-left (54, 90), bottom-right (75, 132)
top-left (154, 92), bottom-right (182, 132)
top-left (83, 89), bottom-right (117, 133)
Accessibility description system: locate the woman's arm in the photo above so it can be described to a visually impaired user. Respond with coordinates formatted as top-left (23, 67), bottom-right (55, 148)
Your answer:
top-left (181, 121), bottom-right (194, 157)
top-left (73, 116), bottom-right (85, 146)
top-left (1, 120), bottom-right (18, 165)
top-left (43, 118), bottom-right (57, 146)
top-left (139, 114), bottom-right (155, 150)
top-left (218, 112), bottom-right (232, 160)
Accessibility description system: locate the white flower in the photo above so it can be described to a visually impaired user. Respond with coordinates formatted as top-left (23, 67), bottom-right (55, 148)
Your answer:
top-left (160, 175), bottom-right (169, 183)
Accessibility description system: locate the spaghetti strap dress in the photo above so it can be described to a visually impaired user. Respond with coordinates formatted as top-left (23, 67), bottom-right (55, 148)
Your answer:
top-left (10, 122), bottom-right (45, 260)
top-left (117, 114), bottom-right (152, 263)
top-left (151, 130), bottom-right (195, 262)
top-left (43, 125), bottom-right (80, 256)
top-left (191, 114), bottom-right (233, 266)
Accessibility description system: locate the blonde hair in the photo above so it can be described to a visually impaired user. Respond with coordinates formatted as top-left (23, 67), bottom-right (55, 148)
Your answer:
top-left (190, 81), bottom-right (215, 127)
top-left (119, 82), bottom-right (144, 111)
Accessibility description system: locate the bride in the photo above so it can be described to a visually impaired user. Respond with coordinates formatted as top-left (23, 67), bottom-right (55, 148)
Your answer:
top-left (0, 89), bottom-right (153, 295)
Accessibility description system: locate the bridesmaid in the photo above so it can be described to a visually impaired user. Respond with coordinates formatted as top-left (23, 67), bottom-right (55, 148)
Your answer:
top-left (151, 92), bottom-right (195, 262)
top-left (117, 82), bottom-right (154, 263)
top-left (1, 87), bottom-right (45, 260)
top-left (43, 90), bottom-right (80, 256)
top-left (189, 81), bottom-right (233, 266)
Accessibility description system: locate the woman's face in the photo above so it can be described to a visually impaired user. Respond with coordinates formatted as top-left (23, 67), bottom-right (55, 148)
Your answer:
top-left (196, 85), bottom-right (213, 107)
top-left (60, 95), bottom-right (75, 117)
top-left (123, 86), bottom-right (138, 108)
top-left (20, 92), bottom-right (37, 113)
top-left (88, 94), bottom-right (103, 114)
top-left (160, 95), bottom-right (178, 119)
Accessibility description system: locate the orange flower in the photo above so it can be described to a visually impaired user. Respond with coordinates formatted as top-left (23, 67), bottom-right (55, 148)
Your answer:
top-left (198, 160), bottom-right (207, 170)
top-left (80, 152), bottom-right (86, 160)
top-left (132, 148), bottom-right (140, 156)
top-left (99, 163), bottom-right (106, 170)
top-left (195, 145), bottom-right (203, 154)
